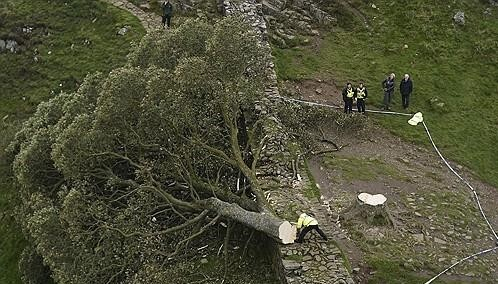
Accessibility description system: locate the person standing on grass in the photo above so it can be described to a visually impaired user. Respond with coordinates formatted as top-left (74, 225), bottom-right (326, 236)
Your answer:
top-left (356, 82), bottom-right (368, 114)
top-left (342, 82), bottom-right (355, 114)
top-left (162, 0), bottom-right (173, 28)
top-left (295, 213), bottom-right (328, 243)
top-left (382, 73), bottom-right (395, 110)
top-left (399, 73), bottom-right (413, 109)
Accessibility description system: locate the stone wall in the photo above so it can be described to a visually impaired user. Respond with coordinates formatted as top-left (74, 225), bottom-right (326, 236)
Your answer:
top-left (223, 1), bottom-right (354, 283)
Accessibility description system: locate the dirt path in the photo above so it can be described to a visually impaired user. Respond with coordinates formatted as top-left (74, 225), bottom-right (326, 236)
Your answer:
top-left (293, 80), bottom-right (498, 283)
top-left (102, 0), bottom-right (161, 32)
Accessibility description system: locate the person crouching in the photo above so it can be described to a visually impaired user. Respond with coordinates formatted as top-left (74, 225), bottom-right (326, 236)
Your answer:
top-left (295, 213), bottom-right (328, 243)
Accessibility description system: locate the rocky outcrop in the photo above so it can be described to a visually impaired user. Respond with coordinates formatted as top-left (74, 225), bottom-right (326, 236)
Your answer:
top-left (222, 0), bottom-right (335, 48)
top-left (453, 11), bottom-right (465, 25)
top-left (262, 0), bottom-right (335, 47)
top-left (0, 39), bottom-right (20, 53)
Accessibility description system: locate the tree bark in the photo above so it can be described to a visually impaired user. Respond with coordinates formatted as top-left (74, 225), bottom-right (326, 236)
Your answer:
top-left (199, 197), bottom-right (296, 244)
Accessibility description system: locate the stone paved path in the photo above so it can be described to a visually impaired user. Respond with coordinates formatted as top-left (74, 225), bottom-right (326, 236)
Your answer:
top-left (266, 172), bottom-right (355, 284)
top-left (102, 0), bottom-right (161, 32)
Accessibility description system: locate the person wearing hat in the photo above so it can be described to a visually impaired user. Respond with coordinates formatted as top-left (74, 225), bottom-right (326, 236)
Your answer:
top-left (399, 74), bottom-right (413, 109)
top-left (342, 82), bottom-right (355, 114)
top-left (161, 0), bottom-right (173, 28)
top-left (295, 213), bottom-right (328, 243)
top-left (356, 82), bottom-right (368, 114)
top-left (382, 73), bottom-right (395, 110)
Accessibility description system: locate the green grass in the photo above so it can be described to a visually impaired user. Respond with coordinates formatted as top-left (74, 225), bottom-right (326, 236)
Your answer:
top-left (303, 159), bottom-right (322, 200)
top-left (323, 154), bottom-right (407, 182)
top-left (273, 0), bottom-right (498, 187)
top-left (367, 258), bottom-right (484, 284)
top-left (0, 0), bottom-right (145, 282)
top-left (366, 258), bottom-right (428, 284)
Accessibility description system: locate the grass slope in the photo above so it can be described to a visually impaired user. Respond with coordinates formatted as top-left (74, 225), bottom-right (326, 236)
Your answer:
top-left (273, 0), bottom-right (498, 186)
top-left (0, 0), bottom-right (144, 282)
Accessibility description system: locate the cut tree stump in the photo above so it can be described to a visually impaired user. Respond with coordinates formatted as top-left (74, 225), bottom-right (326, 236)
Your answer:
top-left (341, 193), bottom-right (394, 226)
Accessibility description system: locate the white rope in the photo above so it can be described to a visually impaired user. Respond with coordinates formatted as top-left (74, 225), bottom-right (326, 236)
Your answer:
top-left (422, 121), bottom-right (498, 241)
top-left (424, 246), bottom-right (498, 284)
top-left (270, 95), bottom-right (498, 282)
top-left (270, 95), bottom-right (413, 116)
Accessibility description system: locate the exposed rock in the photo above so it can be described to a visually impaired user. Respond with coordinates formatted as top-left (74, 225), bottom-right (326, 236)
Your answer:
top-left (413, 233), bottom-right (424, 242)
top-left (434, 237), bottom-right (447, 245)
top-left (282, 259), bottom-right (302, 271)
top-left (117, 25), bottom-right (131, 35)
top-left (2, 40), bottom-right (20, 53)
top-left (453, 11), bottom-right (465, 25)
top-left (139, 3), bottom-right (150, 9)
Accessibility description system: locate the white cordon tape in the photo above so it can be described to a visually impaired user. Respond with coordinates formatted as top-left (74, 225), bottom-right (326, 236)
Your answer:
top-left (421, 121), bottom-right (498, 241)
top-left (270, 95), bottom-right (498, 282)
top-left (424, 246), bottom-right (498, 284)
top-left (270, 95), bottom-right (413, 116)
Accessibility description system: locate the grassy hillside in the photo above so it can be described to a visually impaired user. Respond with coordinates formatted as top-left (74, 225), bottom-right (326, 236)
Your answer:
top-left (0, 0), bottom-right (144, 282)
top-left (273, 0), bottom-right (498, 186)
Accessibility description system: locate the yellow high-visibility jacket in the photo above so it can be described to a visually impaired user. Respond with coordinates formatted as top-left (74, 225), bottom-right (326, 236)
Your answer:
top-left (297, 214), bottom-right (318, 229)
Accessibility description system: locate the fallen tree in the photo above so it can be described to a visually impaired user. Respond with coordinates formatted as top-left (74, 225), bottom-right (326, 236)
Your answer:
top-left (8, 18), bottom-right (294, 284)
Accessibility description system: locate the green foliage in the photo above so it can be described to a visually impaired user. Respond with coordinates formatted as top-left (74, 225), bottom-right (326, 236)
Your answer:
top-left (18, 247), bottom-right (53, 284)
top-left (0, 1), bottom-right (144, 282)
top-left (8, 17), bottom-right (271, 284)
top-left (276, 99), bottom-right (361, 143)
top-left (273, 0), bottom-right (498, 187)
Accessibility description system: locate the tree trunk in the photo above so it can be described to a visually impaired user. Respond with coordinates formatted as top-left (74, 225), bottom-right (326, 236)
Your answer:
top-left (199, 197), bottom-right (296, 244)
top-left (341, 193), bottom-right (393, 226)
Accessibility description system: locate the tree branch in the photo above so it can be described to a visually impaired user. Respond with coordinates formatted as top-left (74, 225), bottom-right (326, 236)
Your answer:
top-left (103, 210), bottom-right (209, 238)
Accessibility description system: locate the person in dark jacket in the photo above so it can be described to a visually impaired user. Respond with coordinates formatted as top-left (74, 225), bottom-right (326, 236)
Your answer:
top-left (382, 73), bottom-right (395, 110)
top-left (399, 74), bottom-right (413, 109)
top-left (162, 0), bottom-right (173, 28)
top-left (356, 82), bottom-right (368, 114)
top-left (342, 82), bottom-right (355, 114)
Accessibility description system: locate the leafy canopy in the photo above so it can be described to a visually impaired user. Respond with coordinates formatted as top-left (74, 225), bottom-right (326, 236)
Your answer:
top-left (9, 17), bottom-right (270, 284)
